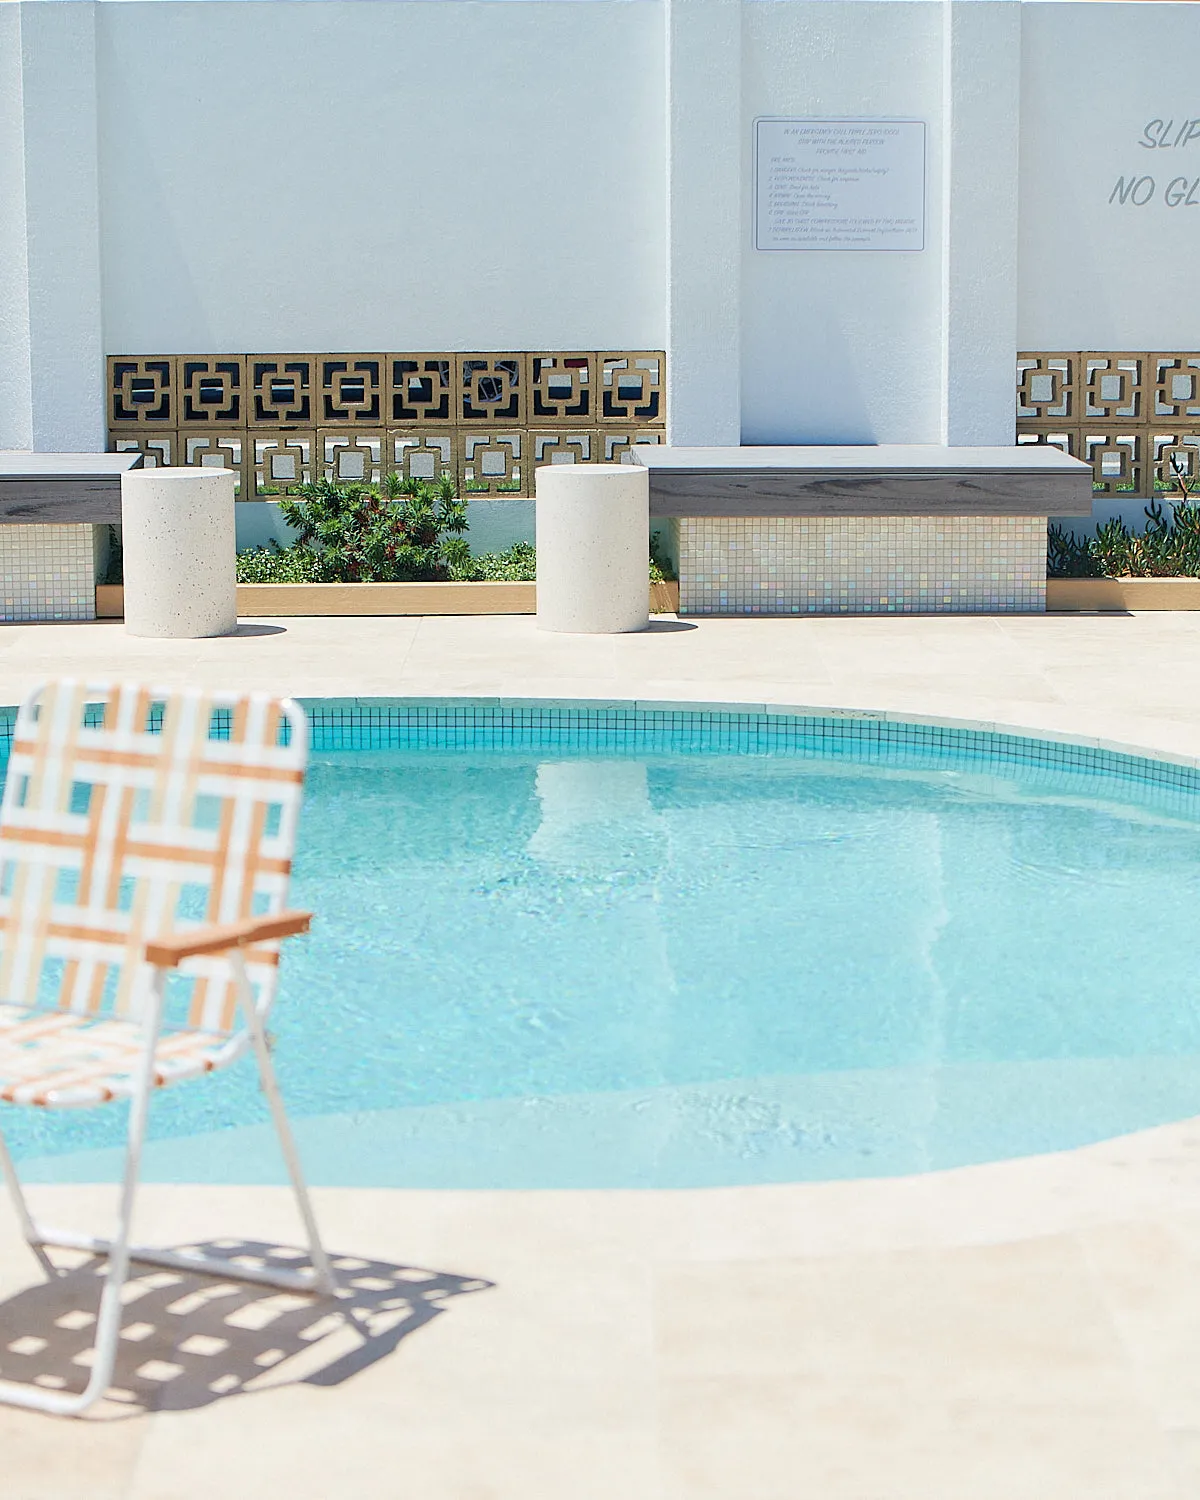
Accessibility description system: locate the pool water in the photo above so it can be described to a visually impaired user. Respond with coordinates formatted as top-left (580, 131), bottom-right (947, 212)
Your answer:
top-left (9, 704), bottom-right (1200, 1188)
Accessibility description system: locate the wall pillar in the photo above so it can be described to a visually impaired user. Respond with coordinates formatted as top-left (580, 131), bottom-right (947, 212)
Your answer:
top-left (940, 0), bottom-right (1021, 445)
top-left (665, 0), bottom-right (741, 446)
top-left (0, 4), bottom-right (33, 453)
top-left (0, 1), bottom-right (104, 455)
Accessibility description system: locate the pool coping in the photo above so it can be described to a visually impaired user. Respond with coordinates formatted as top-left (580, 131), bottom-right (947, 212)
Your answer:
top-left (6, 623), bottom-right (1200, 1482)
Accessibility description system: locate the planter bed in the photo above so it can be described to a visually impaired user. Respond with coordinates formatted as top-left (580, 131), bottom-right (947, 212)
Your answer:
top-left (1046, 578), bottom-right (1200, 612)
top-left (96, 580), bottom-right (681, 619)
top-left (96, 579), bottom-right (1200, 618)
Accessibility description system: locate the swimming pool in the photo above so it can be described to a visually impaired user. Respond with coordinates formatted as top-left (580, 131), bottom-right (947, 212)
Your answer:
top-left (7, 699), bottom-right (1200, 1188)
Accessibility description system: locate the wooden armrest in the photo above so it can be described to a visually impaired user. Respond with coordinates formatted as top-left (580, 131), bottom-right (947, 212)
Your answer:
top-left (145, 910), bottom-right (312, 968)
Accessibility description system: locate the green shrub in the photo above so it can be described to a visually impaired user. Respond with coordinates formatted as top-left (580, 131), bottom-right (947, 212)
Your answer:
top-left (233, 493), bottom-right (674, 588)
top-left (273, 473), bottom-right (470, 583)
top-left (100, 524), bottom-right (123, 585)
top-left (236, 545), bottom-right (321, 583)
top-left (449, 542), bottom-right (537, 582)
top-left (649, 533), bottom-right (676, 583)
top-left (1048, 498), bottom-right (1200, 578)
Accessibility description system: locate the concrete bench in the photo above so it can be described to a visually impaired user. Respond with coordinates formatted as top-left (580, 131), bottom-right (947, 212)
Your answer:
top-left (631, 444), bottom-right (1094, 615)
top-left (0, 452), bottom-right (141, 525)
top-left (0, 453), bottom-right (142, 622)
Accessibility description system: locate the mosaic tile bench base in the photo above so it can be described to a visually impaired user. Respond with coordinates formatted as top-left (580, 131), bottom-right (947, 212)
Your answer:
top-left (0, 524), bottom-right (95, 623)
top-left (677, 516), bottom-right (1048, 615)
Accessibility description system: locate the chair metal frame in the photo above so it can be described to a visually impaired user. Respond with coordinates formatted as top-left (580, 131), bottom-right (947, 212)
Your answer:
top-left (0, 683), bottom-right (334, 1417)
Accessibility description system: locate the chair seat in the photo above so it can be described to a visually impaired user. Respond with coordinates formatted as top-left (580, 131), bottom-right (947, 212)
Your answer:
top-left (0, 1006), bottom-right (242, 1109)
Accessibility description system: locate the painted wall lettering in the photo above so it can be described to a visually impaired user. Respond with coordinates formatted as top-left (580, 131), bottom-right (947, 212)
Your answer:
top-left (1111, 117), bottom-right (1200, 207)
top-left (1110, 175), bottom-right (1155, 205)
top-left (1165, 177), bottom-right (1200, 206)
top-left (1139, 118), bottom-right (1200, 149)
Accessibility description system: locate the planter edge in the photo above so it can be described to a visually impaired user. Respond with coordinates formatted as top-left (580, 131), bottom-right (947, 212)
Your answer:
top-left (1046, 577), bottom-right (1200, 612)
top-left (95, 580), bottom-right (682, 619)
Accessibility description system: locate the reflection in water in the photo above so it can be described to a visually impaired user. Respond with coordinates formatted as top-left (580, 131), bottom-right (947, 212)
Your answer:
top-left (528, 760), bottom-right (677, 1139)
top-left (528, 760), bottom-right (662, 879)
top-left (11, 746), bottom-right (1200, 1188)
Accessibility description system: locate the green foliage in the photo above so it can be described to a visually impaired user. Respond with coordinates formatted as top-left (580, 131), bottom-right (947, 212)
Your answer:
top-left (449, 542), bottom-right (537, 582)
top-left (273, 473), bottom-right (470, 583)
top-left (1048, 498), bottom-right (1200, 578)
top-left (100, 524), bottom-right (123, 585)
top-left (649, 533), bottom-right (676, 583)
top-left (447, 541), bottom-right (670, 583)
top-left (234, 496), bottom-right (671, 588)
top-left (236, 544), bottom-right (322, 583)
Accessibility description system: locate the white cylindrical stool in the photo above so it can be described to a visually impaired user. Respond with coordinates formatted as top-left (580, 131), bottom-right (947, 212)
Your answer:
top-left (121, 468), bottom-right (237, 639)
top-left (535, 464), bottom-right (649, 633)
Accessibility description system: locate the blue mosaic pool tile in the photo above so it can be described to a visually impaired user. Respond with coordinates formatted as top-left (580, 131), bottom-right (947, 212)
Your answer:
top-left (1, 698), bottom-right (1199, 821)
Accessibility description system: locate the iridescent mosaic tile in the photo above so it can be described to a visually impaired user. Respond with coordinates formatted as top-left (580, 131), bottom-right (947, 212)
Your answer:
top-left (0, 525), bottom-right (95, 622)
top-left (678, 517), bottom-right (1047, 615)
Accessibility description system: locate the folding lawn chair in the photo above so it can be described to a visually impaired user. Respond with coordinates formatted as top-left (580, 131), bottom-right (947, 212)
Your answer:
top-left (0, 681), bottom-right (333, 1416)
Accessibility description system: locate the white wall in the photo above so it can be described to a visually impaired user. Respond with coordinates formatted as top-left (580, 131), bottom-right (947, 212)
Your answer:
top-left (95, 1), bottom-right (667, 354)
top-left (1, 1), bottom-right (105, 453)
top-left (7, 0), bottom-right (1200, 466)
top-left (0, 4), bottom-right (33, 454)
top-left (940, 1), bottom-right (1020, 445)
top-left (666, 0), bottom-right (741, 445)
top-left (1018, 3), bottom-right (1200, 350)
top-left (740, 2), bottom-right (945, 445)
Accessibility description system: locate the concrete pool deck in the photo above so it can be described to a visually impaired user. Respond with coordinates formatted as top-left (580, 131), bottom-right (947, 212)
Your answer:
top-left (3, 610), bottom-right (1200, 1497)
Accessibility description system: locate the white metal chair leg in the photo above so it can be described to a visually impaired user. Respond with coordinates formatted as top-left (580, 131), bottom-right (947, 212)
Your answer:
top-left (0, 1127), bottom-right (56, 1279)
top-left (231, 950), bottom-right (335, 1296)
top-left (18, 971), bottom-right (334, 1298)
top-left (0, 971), bottom-right (165, 1417)
top-left (0, 961), bottom-right (333, 1415)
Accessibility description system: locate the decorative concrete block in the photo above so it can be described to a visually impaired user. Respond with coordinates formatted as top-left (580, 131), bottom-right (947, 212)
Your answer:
top-left (0, 525), bottom-right (95, 622)
top-left (535, 464), bottom-right (649, 634)
top-left (121, 467), bottom-right (236, 638)
top-left (679, 516), bottom-right (1047, 615)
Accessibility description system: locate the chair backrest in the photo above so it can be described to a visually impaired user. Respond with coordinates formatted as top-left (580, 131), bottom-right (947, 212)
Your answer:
top-left (0, 681), bottom-right (308, 1034)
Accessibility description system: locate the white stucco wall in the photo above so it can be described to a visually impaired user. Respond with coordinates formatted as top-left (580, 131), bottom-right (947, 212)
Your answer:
top-left (666, 0), bottom-right (741, 445)
top-left (739, 2), bottom-right (945, 445)
top-left (940, 0), bottom-right (1020, 446)
top-left (1, 1), bottom-right (105, 453)
top-left (95, 1), bottom-right (667, 354)
top-left (1018, 2), bottom-right (1200, 350)
top-left (0, 4), bottom-right (33, 454)
top-left (7, 0), bottom-right (1200, 464)
top-left (24, 1), bottom-right (105, 452)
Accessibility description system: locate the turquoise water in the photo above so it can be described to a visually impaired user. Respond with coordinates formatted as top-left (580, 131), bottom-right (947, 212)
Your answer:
top-left (8, 703), bottom-right (1200, 1188)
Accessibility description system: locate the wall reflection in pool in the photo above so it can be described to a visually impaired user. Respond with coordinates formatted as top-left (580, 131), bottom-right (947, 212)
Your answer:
top-left (9, 704), bottom-right (1200, 1189)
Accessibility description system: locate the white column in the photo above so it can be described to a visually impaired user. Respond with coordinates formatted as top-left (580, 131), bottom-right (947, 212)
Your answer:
top-left (665, 0), bottom-right (741, 446)
top-left (0, 1), bottom-right (104, 454)
top-left (121, 469), bottom-right (237, 639)
top-left (0, 4), bottom-right (33, 454)
top-left (940, 0), bottom-right (1021, 445)
top-left (535, 465), bottom-right (649, 634)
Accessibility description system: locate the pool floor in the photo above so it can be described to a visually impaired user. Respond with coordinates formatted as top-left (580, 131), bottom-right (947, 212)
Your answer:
top-left (6, 702), bottom-right (1200, 1187)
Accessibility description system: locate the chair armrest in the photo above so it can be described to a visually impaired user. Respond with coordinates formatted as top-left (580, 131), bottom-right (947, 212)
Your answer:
top-left (145, 910), bottom-right (312, 968)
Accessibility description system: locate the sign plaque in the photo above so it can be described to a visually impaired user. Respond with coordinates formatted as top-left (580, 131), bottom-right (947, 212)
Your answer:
top-left (755, 119), bottom-right (926, 252)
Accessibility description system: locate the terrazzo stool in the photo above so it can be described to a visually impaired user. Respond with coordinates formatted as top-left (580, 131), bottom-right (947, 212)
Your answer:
top-left (120, 468), bottom-right (237, 638)
top-left (535, 464), bottom-right (649, 633)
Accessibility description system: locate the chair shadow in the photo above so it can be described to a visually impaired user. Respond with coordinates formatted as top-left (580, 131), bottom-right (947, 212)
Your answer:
top-left (0, 1238), bottom-right (492, 1414)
